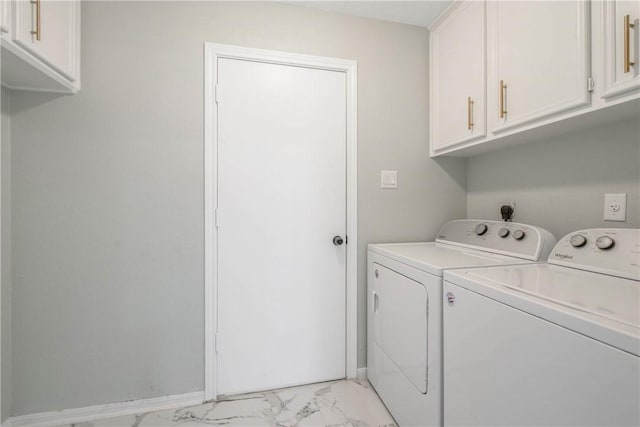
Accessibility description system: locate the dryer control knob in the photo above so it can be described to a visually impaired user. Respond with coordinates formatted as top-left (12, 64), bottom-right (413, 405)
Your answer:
top-left (498, 227), bottom-right (510, 238)
top-left (513, 229), bottom-right (526, 240)
top-left (595, 236), bottom-right (615, 250)
top-left (569, 234), bottom-right (587, 248)
top-left (475, 224), bottom-right (488, 236)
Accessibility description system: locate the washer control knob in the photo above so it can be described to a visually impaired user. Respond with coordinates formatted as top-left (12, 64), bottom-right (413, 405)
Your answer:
top-left (475, 224), bottom-right (488, 236)
top-left (569, 234), bottom-right (587, 248)
top-left (498, 228), bottom-right (510, 238)
top-left (512, 229), bottom-right (526, 240)
top-left (595, 236), bottom-right (615, 250)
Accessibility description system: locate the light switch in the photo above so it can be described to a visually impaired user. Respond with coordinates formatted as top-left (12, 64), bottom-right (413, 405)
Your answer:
top-left (381, 170), bottom-right (398, 189)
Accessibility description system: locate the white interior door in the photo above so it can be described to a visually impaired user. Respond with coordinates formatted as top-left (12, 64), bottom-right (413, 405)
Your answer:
top-left (216, 57), bottom-right (347, 396)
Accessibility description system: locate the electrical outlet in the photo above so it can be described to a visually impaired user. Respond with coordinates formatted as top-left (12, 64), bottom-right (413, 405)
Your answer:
top-left (604, 193), bottom-right (626, 222)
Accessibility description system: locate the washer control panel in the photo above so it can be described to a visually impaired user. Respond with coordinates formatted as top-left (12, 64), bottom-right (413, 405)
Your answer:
top-left (549, 228), bottom-right (640, 280)
top-left (436, 220), bottom-right (556, 261)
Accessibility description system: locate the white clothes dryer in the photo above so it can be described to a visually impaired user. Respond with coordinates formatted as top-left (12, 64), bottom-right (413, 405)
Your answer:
top-left (443, 228), bottom-right (639, 426)
top-left (367, 219), bottom-right (556, 427)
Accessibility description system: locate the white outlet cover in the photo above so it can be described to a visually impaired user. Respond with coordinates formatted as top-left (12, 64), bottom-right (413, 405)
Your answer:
top-left (604, 193), bottom-right (627, 222)
top-left (381, 170), bottom-right (398, 189)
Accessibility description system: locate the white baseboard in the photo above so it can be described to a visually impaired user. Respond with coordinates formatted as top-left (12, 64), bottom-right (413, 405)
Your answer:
top-left (8, 391), bottom-right (204, 427)
top-left (356, 367), bottom-right (368, 380)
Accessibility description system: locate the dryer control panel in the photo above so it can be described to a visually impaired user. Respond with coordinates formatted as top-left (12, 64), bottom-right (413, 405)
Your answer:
top-left (549, 228), bottom-right (640, 281)
top-left (435, 220), bottom-right (557, 261)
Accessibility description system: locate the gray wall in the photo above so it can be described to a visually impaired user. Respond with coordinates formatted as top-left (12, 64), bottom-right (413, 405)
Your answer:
top-left (1, 87), bottom-right (12, 423)
top-left (10, 1), bottom-right (466, 415)
top-left (467, 119), bottom-right (640, 239)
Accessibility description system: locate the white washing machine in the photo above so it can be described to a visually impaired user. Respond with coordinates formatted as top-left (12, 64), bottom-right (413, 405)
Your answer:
top-left (443, 228), bottom-right (640, 426)
top-left (367, 219), bottom-right (556, 427)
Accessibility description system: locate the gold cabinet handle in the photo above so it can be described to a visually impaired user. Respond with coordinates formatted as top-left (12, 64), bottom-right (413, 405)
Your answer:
top-left (467, 96), bottom-right (474, 130)
top-left (624, 14), bottom-right (635, 73)
top-left (499, 80), bottom-right (507, 119)
top-left (30, 0), bottom-right (41, 41)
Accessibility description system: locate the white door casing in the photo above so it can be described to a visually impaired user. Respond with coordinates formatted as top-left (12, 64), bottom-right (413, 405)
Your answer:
top-left (204, 44), bottom-right (358, 400)
top-left (0, 47), bottom-right (3, 423)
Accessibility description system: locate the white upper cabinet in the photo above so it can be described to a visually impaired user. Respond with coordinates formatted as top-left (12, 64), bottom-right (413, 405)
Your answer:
top-left (0, 0), bottom-right (9, 34)
top-left (1, 0), bottom-right (80, 93)
top-left (13, 0), bottom-right (79, 81)
top-left (601, 0), bottom-right (639, 99)
top-left (430, 0), bottom-right (639, 157)
top-left (488, 0), bottom-right (591, 134)
top-left (430, 1), bottom-right (486, 154)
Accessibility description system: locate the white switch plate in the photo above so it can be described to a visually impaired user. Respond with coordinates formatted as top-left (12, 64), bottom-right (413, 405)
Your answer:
top-left (381, 170), bottom-right (398, 189)
top-left (604, 193), bottom-right (626, 221)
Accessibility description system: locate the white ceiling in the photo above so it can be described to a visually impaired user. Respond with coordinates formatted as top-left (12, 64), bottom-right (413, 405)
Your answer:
top-left (284, 1), bottom-right (452, 28)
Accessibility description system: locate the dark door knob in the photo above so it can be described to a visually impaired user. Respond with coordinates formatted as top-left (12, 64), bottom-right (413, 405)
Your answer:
top-left (333, 236), bottom-right (344, 246)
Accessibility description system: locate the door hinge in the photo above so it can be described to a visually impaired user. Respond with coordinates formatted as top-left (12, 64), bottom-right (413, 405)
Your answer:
top-left (214, 209), bottom-right (220, 228)
top-left (215, 84), bottom-right (220, 103)
top-left (215, 332), bottom-right (221, 352)
top-left (587, 77), bottom-right (595, 92)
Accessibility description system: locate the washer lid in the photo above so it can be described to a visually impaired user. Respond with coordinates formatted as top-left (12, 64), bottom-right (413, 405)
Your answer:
top-left (368, 242), bottom-right (534, 277)
top-left (445, 264), bottom-right (640, 355)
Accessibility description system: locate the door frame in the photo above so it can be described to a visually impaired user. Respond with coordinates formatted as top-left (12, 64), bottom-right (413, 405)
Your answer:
top-left (203, 43), bottom-right (358, 401)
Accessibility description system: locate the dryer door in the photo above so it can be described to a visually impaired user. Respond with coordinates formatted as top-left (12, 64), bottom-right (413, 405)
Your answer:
top-left (372, 263), bottom-right (428, 393)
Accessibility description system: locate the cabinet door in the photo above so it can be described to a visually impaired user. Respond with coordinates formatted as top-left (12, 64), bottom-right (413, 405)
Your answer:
top-left (1, 0), bottom-right (9, 34)
top-left (601, 0), bottom-right (640, 99)
top-left (430, 1), bottom-right (486, 153)
top-left (488, 1), bottom-right (590, 133)
top-left (12, 0), bottom-right (79, 81)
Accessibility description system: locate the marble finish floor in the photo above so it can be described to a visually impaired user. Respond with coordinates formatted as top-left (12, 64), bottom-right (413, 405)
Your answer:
top-left (64, 379), bottom-right (396, 427)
